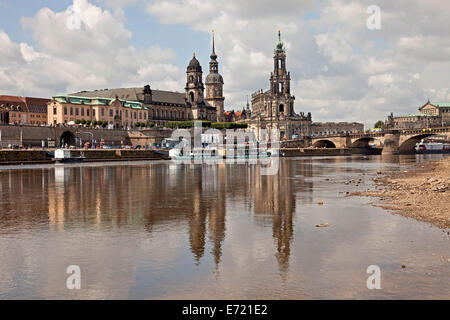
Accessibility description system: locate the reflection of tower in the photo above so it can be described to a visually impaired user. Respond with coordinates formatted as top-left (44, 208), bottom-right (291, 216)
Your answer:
top-left (253, 160), bottom-right (297, 278)
top-left (207, 165), bottom-right (226, 269)
top-left (188, 175), bottom-right (207, 264)
top-left (205, 31), bottom-right (225, 122)
top-left (187, 165), bottom-right (227, 268)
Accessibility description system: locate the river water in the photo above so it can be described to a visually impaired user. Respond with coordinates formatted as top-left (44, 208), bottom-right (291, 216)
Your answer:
top-left (0, 155), bottom-right (448, 299)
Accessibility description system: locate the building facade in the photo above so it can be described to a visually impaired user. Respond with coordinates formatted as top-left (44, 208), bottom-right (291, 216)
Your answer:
top-left (386, 100), bottom-right (450, 130)
top-left (56, 39), bottom-right (223, 128)
top-left (309, 122), bottom-right (364, 136)
top-left (47, 95), bottom-right (151, 128)
top-left (246, 31), bottom-right (312, 140)
top-left (0, 95), bottom-right (48, 125)
top-left (419, 101), bottom-right (450, 126)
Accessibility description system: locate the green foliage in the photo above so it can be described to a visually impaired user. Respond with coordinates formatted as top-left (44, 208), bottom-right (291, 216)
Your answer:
top-left (81, 119), bottom-right (87, 125)
top-left (374, 120), bottom-right (385, 130)
top-left (75, 119), bottom-right (81, 125)
top-left (166, 121), bottom-right (212, 129)
top-left (211, 122), bottom-right (248, 129)
top-left (101, 121), bottom-right (108, 127)
top-left (86, 120), bottom-right (92, 126)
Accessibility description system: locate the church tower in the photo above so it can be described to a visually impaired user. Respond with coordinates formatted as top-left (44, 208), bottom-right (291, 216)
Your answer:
top-left (186, 53), bottom-right (205, 120)
top-left (205, 31), bottom-right (225, 122)
top-left (269, 30), bottom-right (294, 119)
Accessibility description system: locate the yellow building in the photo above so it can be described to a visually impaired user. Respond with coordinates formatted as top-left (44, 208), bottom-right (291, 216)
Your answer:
top-left (419, 101), bottom-right (450, 126)
top-left (47, 95), bottom-right (152, 129)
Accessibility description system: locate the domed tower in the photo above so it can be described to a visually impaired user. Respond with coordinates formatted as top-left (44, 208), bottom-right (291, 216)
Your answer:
top-left (186, 53), bottom-right (205, 120)
top-left (205, 31), bottom-right (225, 122)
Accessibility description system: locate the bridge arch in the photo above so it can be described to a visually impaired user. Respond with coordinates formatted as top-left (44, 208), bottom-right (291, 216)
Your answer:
top-left (60, 131), bottom-right (76, 147)
top-left (312, 140), bottom-right (336, 148)
top-left (399, 133), bottom-right (435, 154)
top-left (350, 137), bottom-right (374, 148)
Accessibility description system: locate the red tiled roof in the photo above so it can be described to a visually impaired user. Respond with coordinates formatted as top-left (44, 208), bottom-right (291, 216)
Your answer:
top-left (0, 95), bottom-right (50, 113)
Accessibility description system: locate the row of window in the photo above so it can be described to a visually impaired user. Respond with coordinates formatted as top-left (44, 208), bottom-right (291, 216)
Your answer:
top-left (57, 106), bottom-right (190, 121)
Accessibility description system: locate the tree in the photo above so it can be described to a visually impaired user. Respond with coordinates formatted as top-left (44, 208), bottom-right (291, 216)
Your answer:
top-left (374, 120), bottom-right (385, 130)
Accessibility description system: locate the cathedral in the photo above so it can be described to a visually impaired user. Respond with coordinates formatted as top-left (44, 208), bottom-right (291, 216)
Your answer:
top-left (245, 31), bottom-right (312, 140)
top-left (62, 32), bottom-right (225, 127)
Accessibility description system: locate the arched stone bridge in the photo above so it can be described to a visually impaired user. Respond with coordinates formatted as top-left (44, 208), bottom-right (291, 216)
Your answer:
top-left (311, 126), bottom-right (450, 154)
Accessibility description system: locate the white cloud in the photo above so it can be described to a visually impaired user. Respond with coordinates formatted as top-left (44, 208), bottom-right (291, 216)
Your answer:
top-left (145, 0), bottom-right (450, 126)
top-left (3, 0), bottom-right (450, 127)
top-left (0, 0), bottom-right (182, 97)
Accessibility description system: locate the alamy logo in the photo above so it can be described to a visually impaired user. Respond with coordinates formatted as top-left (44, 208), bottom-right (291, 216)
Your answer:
top-left (366, 265), bottom-right (381, 290)
top-left (66, 4), bottom-right (86, 30)
top-left (66, 265), bottom-right (81, 290)
top-left (169, 122), bottom-right (280, 176)
top-left (366, 5), bottom-right (381, 30)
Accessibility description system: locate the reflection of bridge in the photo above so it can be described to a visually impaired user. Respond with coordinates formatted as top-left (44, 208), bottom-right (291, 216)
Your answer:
top-left (311, 126), bottom-right (450, 154)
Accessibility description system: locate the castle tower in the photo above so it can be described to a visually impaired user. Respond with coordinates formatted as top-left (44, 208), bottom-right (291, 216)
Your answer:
top-left (186, 53), bottom-right (205, 120)
top-left (205, 31), bottom-right (225, 122)
top-left (269, 30), bottom-right (293, 119)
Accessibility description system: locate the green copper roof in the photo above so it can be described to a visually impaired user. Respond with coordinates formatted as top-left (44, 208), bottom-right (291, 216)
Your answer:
top-left (431, 102), bottom-right (450, 108)
top-left (276, 30), bottom-right (284, 50)
top-left (402, 113), bottom-right (439, 117)
top-left (53, 95), bottom-right (145, 110)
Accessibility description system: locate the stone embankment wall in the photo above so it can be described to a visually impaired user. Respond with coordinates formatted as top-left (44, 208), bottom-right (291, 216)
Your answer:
top-left (0, 150), bottom-right (168, 165)
top-left (0, 124), bottom-right (173, 147)
top-left (281, 148), bottom-right (351, 157)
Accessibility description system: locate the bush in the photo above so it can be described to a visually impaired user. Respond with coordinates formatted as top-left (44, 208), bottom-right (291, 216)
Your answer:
top-left (86, 120), bottom-right (92, 126)
top-left (75, 119), bottom-right (81, 125)
top-left (166, 121), bottom-right (212, 129)
top-left (146, 122), bottom-right (154, 128)
top-left (212, 122), bottom-right (248, 129)
top-left (101, 121), bottom-right (108, 127)
top-left (81, 119), bottom-right (87, 125)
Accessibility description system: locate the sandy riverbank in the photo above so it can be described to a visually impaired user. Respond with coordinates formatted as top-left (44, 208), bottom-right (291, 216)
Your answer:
top-left (350, 157), bottom-right (450, 229)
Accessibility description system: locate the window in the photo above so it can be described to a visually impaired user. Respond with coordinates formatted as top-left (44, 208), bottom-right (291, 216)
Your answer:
top-left (190, 92), bottom-right (194, 103)
top-left (101, 108), bottom-right (105, 117)
top-left (189, 75), bottom-right (193, 82)
top-left (64, 107), bottom-right (67, 115)
top-left (109, 110), bottom-right (113, 117)
top-left (53, 107), bottom-right (57, 115)
top-left (278, 59), bottom-right (282, 69)
top-left (75, 108), bottom-right (79, 116)
top-left (134, 112), bottom-right (137, 119)
top-left (139, 112), bottom-right (142, 119)
top-left (125, 110), bottom-right (128, 118)
top-left (279, 104), bottom-right (284, 113)
top-left (278, 83), bottom-right (283, 93)
top-left (87, 109), bottom-right (90, 116)
top-left (81, 108), bottom-right (84, 116)
top-left (93, 109), bottom-right (96, 117)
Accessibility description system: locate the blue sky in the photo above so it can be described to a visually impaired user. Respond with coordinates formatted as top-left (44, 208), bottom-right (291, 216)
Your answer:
top-left (0, 0), bottom-right (212, 69)
top-left (1, 0), bottom-right (449, 125)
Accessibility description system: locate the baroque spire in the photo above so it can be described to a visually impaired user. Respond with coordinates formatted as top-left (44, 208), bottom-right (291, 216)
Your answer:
top-left (210, 30), bottom-right (217, 60)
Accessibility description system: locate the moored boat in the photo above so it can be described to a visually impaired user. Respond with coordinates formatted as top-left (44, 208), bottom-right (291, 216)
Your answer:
top-left (53, 149), bottom-right (86, 163)
top-left (415, 141), bottom-right (450, 154)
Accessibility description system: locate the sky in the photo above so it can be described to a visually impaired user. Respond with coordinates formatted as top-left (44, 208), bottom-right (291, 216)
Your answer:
top-left (1, 0), bottom-right (450, 127)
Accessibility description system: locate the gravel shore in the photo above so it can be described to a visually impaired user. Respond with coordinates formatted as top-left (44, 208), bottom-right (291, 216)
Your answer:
top-left (351, 157), bottom-right (450, 229)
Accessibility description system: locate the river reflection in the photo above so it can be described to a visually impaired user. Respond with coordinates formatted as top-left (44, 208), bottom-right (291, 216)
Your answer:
top-left (0, 155), bottom-right (448, 299)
